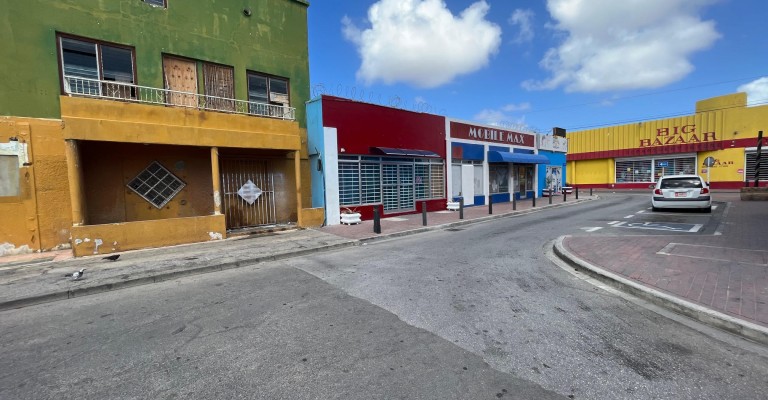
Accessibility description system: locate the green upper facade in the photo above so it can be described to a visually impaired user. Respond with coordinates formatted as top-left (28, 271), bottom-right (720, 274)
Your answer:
top-left (0, 0), bottom-right (310, 126)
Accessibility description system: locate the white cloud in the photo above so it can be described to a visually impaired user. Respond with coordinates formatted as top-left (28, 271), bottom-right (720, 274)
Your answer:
top-left (473, 107), bottom-right (529, 129)
top-left (738, 77), bottom-right (768, 106)
top-left (508, 9), bottom-right (534, 43)
top-left (502, 102), bottom-right (531, 112)
top-left (342, 0), bottom-right (501, 88)
top-left (524, 0), bottom-right (721, 92)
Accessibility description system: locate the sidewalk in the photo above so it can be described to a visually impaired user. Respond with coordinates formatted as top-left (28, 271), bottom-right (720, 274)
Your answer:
top-left (554, 192), bottom-right (768, 345)
top-left (0, 194), bottom-right (592, 311)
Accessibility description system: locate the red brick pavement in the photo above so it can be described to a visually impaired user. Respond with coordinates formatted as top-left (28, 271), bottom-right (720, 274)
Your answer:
top-left (320, 195), bottom-right (575, 240)
top-left (563, 193), bottom-right (768, 328)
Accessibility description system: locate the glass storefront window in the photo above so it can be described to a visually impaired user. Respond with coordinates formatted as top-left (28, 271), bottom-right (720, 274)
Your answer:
top-left (488, 164), bottom-right (509, 193)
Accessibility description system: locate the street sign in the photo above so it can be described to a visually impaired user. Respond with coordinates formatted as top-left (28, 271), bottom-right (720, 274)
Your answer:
top-left (657, 161), bottom-right (669, 167)
top-left (703, 156), bottom-right (716, 167)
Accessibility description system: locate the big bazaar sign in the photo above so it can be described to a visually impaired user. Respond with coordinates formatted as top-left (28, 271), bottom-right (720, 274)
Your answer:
top-left (639, 124), bottom-right (718, 147)
top-left (450, 121), bottom-right (535, 147)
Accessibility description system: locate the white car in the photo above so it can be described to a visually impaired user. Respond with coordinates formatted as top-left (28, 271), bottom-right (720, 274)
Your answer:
top-left (651, 175), bottom-right (712, 213)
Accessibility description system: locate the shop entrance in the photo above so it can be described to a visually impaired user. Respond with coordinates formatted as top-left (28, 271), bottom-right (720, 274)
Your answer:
top-left (514, 165), bottom-right (535, 198)
top-left (382, 163), bottom-right (415, 213)
top-left (219, 157), bottom-right (277, 230)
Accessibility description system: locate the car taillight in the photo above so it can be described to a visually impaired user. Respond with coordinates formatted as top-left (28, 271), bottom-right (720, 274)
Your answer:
top-left (654, 189), bottom-right (662, 195)
top-left (701, 187), bottom-right (709, 194)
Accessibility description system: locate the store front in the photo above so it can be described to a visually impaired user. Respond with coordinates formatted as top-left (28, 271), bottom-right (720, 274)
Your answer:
top-left (446, 119), bottom-right (546, 205)
top-left (307, 96), bottom-right (447, 225)
top-left (567, 93), bottom-right (768, 189)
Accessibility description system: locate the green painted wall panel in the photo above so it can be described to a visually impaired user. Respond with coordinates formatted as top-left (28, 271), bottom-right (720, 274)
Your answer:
top-left (0, 0), bottom-right (309, 126)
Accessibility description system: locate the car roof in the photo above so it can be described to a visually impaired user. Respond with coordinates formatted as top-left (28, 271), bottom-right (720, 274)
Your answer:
top-left (658, 174), bottom-right (703, 179)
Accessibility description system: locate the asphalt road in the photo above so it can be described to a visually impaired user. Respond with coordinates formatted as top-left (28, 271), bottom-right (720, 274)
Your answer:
top-left (2, 193), bottom-right (767, 399)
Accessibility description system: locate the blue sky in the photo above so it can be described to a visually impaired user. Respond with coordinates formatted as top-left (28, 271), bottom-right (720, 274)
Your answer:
top-left (307, 0), bottom-right (768, 134)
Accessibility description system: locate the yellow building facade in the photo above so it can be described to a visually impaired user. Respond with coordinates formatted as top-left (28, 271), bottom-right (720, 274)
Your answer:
top-left (567, 93), bottom-right (768, 189)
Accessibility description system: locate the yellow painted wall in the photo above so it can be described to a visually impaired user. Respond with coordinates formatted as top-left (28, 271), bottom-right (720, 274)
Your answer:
top-left (0, 117), bottom-right (72, 252)
top-left (698, 148), bottom-right (746, 183)
top-left (60, 97), bottom-right (302, 151)
top-left (568, 159), bottom-right (614, 185)
top-left (70, 215), bottom-right (226, 257)
top-left (300, 208), bottom-right (325, 227)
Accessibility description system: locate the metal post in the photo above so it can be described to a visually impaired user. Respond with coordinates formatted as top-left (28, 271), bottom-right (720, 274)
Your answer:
top-left (755, 130), bottom-right (763, 187)
top-left (532, 193), bottom-right (536, 207)
top-left (422, 201), bottom-right (427, 226)
top-left (590, 187), bottom-right (593, 196)
top-left (548, 188), bottom-right (552, 204)
top-left (575, 186), bottom-right (579, 200)
top-left (488, 196), bottom-right (493, 214)
top-left (563, 188), bottom-right (567, 202)
top-left (459, 197), bottom-right (464, 220)
top-left (373, 205), bottom-right (381, 234)
top-left (512, 195), bottom-right (516, 211)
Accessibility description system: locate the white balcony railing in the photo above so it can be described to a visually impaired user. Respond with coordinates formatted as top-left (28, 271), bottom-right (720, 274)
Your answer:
top-left (62, 75), bottom-right (295, 120)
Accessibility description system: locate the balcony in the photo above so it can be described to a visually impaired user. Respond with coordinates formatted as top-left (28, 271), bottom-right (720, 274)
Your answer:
top-left (62, 75), bottom-right (296, 121)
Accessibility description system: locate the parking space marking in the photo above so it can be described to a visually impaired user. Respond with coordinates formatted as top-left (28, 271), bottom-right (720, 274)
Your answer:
top-left (612, 221), bottom-right (703, 232)
top-left (636, 210), bottom-right (645, 214)
top-left (580, 227), bottom-right (603, 232)
top-left (623, 215), bottom-right (635, 219)
top-left (606, 221), bottom-right (620, 225)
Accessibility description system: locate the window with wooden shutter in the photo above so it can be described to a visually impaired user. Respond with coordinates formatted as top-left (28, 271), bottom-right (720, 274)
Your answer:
top-left (203, 63), bottom-right (235, 112)
top-left (162, 56), bottom-right (198, 107)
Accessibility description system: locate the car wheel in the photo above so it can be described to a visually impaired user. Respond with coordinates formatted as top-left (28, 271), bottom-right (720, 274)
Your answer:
top-left (702, 206), bottom-right (711, 213)
top-left (651, 206), bottom-right (659, 212)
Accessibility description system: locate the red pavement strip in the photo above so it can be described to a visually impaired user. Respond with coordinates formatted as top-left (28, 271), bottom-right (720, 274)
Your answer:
top-left (556, 235), bottom-right (768, 345)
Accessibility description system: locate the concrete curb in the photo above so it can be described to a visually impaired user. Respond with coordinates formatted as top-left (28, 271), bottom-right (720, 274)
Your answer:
top-left (0, 197), bottom-right (596, 312)
top-left (360, 197), bottom-right (595, 243)
top-left (0, 240), bottom-right (359, 312)
top-left (553, 235), bottom-right (768, 346)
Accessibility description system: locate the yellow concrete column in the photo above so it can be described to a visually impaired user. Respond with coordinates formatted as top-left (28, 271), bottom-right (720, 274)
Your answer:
top-left (210, 147), bottom-right (222, 215)
top-left (294, 150), bottom-right (304, 227)
top-left (64, 139), bottom-right (87, 226)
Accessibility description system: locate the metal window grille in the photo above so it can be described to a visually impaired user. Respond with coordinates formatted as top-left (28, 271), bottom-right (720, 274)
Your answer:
top-left (360, 163), bottom-right (381, 204)
top-left (653, 157), bottom-right (696, 179)
top-left (415, 164), bottom-right (430, 199)
top-left (127, 161), bottom-right (185, 208)
top-left (615, 159), bottom-right (653, 183)
top-left (746, 152), bottom-right (767, 181)
top-left (338, 162), bottom-right (360, 206)
top-left (430, 163), bottom-right (445, 198)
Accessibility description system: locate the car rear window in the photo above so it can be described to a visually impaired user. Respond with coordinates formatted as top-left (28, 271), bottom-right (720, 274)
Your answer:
top-left (659, 178), bottom-right (703, 189)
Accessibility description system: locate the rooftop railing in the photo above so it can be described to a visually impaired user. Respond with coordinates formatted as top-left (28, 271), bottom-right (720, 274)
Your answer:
top-left (62, 75), bottom-right (295, 121)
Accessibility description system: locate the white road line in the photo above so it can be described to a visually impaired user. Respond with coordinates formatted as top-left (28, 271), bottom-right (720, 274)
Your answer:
top-left (712, 205), bottom-right (718, 210)
top-left (636, 210), bottom-right (645, 214)
top-left (581, 227), bottom-right (603, 232)
top-left (623, 215), bottom-right (635, 219)
top-left (606, 221), bottom-right (620, 225)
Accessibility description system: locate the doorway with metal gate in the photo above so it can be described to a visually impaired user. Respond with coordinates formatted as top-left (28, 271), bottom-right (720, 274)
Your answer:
top-left (382, 163), bottom-right (415, 213)
top-left (219, 157), bottom-right (277, 230)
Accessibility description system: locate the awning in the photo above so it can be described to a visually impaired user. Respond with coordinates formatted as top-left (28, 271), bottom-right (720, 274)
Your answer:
top-left (371, 147), bottom-right (440, 158)
top-left (487, 150), bottom-right (549, 164)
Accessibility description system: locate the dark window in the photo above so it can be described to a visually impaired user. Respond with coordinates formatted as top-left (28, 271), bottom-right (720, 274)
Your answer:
top-left (59, 35), bottom-right (135, 98)
top-left (247, 72), bottom-right (290, 114)
top-left (660, 178), bottom-right (703, 189)
top-left (143, 0), bottom-right (166, 8)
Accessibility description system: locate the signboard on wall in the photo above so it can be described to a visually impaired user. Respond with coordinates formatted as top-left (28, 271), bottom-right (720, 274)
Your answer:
top-left (450, 121), bottom-right (535, 147)
top-left (539, 135), bottom-right (568, 153)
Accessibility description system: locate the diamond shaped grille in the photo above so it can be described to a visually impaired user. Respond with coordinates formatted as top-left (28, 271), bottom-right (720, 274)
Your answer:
top-left (127, 161), bottom-right (185, 208)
